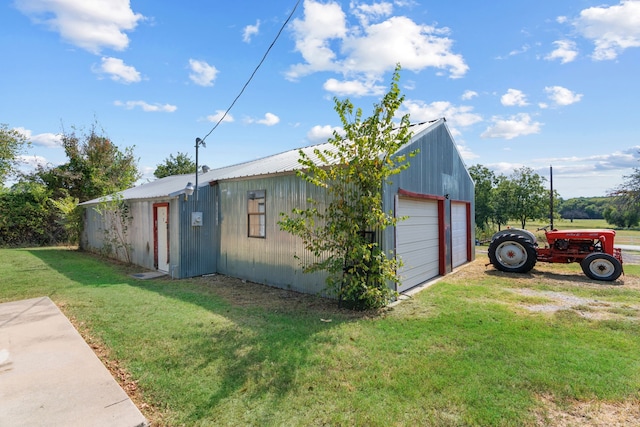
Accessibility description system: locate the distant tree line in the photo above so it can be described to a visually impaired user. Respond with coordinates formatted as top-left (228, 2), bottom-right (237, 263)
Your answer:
top-left (469, 165), bottom-right (554, 235)
top-left (470, 163), bottom-right (640, 236)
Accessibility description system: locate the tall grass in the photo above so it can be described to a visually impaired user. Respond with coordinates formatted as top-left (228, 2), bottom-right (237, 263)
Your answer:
top-left (2, 248), bottom-right (639, 426)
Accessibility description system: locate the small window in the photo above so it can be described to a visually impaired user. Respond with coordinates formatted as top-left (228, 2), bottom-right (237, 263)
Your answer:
top-left (248, 190), bottom-right (266, 238)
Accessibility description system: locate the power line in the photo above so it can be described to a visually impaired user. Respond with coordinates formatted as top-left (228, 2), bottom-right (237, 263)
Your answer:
top-left (199, 0), bottom-right (302, 144)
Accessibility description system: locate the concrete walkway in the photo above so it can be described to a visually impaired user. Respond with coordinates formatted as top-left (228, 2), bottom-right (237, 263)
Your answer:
top-left (0, 297), bottom-right (148, 427)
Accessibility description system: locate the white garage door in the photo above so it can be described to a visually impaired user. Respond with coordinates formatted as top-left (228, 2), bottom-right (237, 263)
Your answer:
top-left (396, 198), bottom-right (440, 292)
top-left (451, 202), bottom-right (469, 268)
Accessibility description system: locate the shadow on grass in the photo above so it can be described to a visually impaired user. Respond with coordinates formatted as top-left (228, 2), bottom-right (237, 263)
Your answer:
top-left (24, 248), bottom-right (372, 424)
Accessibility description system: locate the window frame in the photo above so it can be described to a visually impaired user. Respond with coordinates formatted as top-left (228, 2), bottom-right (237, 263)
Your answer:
top-left (247, 190), bottom-right (266, 238)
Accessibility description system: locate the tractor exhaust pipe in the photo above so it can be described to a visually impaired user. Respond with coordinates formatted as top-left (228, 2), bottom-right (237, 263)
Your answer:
top-left (550, 165), bottom-right (554, 230)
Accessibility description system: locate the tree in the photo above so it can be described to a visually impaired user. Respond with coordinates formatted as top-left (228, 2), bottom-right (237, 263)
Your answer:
top-left (154, 152), bottom-right (196, 178)
top-left (0, 181), bottom-right (67, 246)
top-left (278, 66), bottom-right (416, 309)
top-left (508, 167), bottom-right (548, 229)
top-left (36, 122), bottom-right (140, 202)
top-left (608, 162), bottom-right (640, 227)
top-left (468, 164), bottom-right (495, 230)
top-left (603, 197), bottom-right (640, 228)
top-left (491, 175), bottom-right (513, 230)
top-left (559, 197), bottom-right (608, 220)
top-left (0, 124), bottom-right (29, 186)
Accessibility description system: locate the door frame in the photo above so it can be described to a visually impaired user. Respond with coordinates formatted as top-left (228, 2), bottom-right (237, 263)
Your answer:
top-left (153, 203), bottom-right (170, 271)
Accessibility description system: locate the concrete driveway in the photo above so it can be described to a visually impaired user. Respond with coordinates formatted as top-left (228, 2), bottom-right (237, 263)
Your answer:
top-left (0, 297), bottom-right (148, 427)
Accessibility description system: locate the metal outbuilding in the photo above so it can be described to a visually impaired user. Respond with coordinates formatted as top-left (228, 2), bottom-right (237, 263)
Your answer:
top-left (80, 118), bottom-right (475, 295)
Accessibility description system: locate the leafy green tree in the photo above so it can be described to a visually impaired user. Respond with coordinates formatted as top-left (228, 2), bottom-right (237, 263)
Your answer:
top-left (603, 198), bottom-right (640, 228)
top-left (604, 203), bottom-right (640, 228)
top-left (0, 124), bottom-right (30, 186)
top-left (36, 122), bottom-right (140, 202)
top-left (0, 181), bottom-right (66, 246)
top-left (50, 195), bottom-right (82, 245)
top-left (508, 167), bottom-right (548, 228)
top-left (559, 197), bottom-right (608, 220)
top-left (154, 152), bottom-right (196, 178)
top-left (608, 162), bottom-right (640, 227)
top-left (468, 164), bottom-right (495, 230)
top-left (491, 175), bottom-right (513, 230)
top-left (279, 66), bottom-right (416, 309)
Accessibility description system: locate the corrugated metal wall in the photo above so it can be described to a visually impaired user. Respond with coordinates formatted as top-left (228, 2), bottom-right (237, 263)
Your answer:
top-left (381, 121), bottom-right (476, 273)
top-left (81, 197), bottom-right (180, 272)
top-left (80, 120), bottom-right (474, 294)
top-left (175, 185), bottom-right (218, 278)
top-left (216, 174), bottom-right (329, 295)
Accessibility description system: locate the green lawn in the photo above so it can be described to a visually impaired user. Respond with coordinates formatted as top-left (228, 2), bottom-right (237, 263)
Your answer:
top-left (2, 248), bottom-right (639, 426)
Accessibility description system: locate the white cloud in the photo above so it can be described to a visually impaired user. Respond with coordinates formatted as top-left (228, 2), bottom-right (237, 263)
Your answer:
top-left (188, 59), bottom-right (218, 87)
top-left (544, 86), bottom-right (583, 106)
top-left (246, 113), bottom-right (280, 126)
top-left (481, 113), bottom-right (542, 140)
top-left (508, 44), bottom-right (530, 57)
top-left (545, 40), bottom-right (578, 64)
top-left (15, 0), bottom-right (144, 54)
top-left (243, 20), bottom-right (260, 43)
top-left (501, 89), bottom-right (529, 107)
top-left (342, 16), bottom-right (468, 78)
top-left (546, 147), bottom-right (640, 170)
top-left (461, 90), bottom-right (478, 100)
top-left (114, 100), bottom-right (177, 112)
top-left (287, 0), bottom-right (348, 79)
top-left (13, 127), bottom-right (62, 147)
top-left (456, 143), bottom-right (479, 161)
top-left (401, 99), bottom-right (482, 137)
top-left (287, 0), bottom-right (468, 82)
top-left (351, 1), bottom-right (393, 26)
top-left (323, 78), bottom-right (384, 96)
top-left (306, 124), bottom-right (342, 143)
top-left (95, 57), bottom-right (141, 83)
top-left (206, 111), bottom-right (234, 123)
top-left (18, 154), bottom-right (48, 168)
top-left (573, 0), bottom-right (640, 60)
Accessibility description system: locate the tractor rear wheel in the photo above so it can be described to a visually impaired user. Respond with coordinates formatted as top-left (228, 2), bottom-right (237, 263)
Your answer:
top-left (580, 253), bottom-right (622, 281)
top-left (488, 233), bottom-right (537, 274)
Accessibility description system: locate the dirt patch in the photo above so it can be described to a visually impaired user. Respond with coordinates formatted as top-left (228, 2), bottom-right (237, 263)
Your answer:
top-left (534, 394), bottom-right (640, 427)
top-left (457, 255), bottom-right (640, 321)
top-left (460, 252), bottom-right (640, 291)
top-left (191, 274), bottom-right (380, 320)
top-left (508, 288), bottom-right (639, 321)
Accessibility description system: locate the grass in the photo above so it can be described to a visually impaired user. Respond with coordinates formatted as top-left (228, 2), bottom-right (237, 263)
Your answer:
top-left (2, 247), bottom-right (640, 426)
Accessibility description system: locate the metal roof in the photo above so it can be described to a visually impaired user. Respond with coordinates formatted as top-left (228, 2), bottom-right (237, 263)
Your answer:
top-left (80, 119), bottom-right (441, 205)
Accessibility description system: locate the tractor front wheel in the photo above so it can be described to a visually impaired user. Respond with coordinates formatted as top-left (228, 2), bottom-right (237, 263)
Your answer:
top-left (488, 233), bottom-right (537, 274)
top-left (580, 253), bottom-right (622, 281)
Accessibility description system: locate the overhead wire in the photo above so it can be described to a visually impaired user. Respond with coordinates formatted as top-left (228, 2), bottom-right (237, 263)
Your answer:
top-left (198, 0), bottom-right (302, 144)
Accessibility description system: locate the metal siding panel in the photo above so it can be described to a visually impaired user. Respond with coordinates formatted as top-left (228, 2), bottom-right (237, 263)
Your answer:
top-left (217, 175), bottom-right (328, 295)
top-left (385, 121), bottom-right (476, 269)
top-left (451, 202), bottom-right (468, 268)
top-left (177, 185), bottom-right (217, 278)
top-left (396, 198), bottom-right (440, 292)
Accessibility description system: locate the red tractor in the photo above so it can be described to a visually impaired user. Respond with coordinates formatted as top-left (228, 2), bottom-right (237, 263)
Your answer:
top-left (488, 226), bottom-right (624, 281)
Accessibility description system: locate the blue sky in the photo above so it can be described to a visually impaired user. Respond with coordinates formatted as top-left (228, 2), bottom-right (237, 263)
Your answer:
top-left (2, 0), bottom-right (639, 199)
